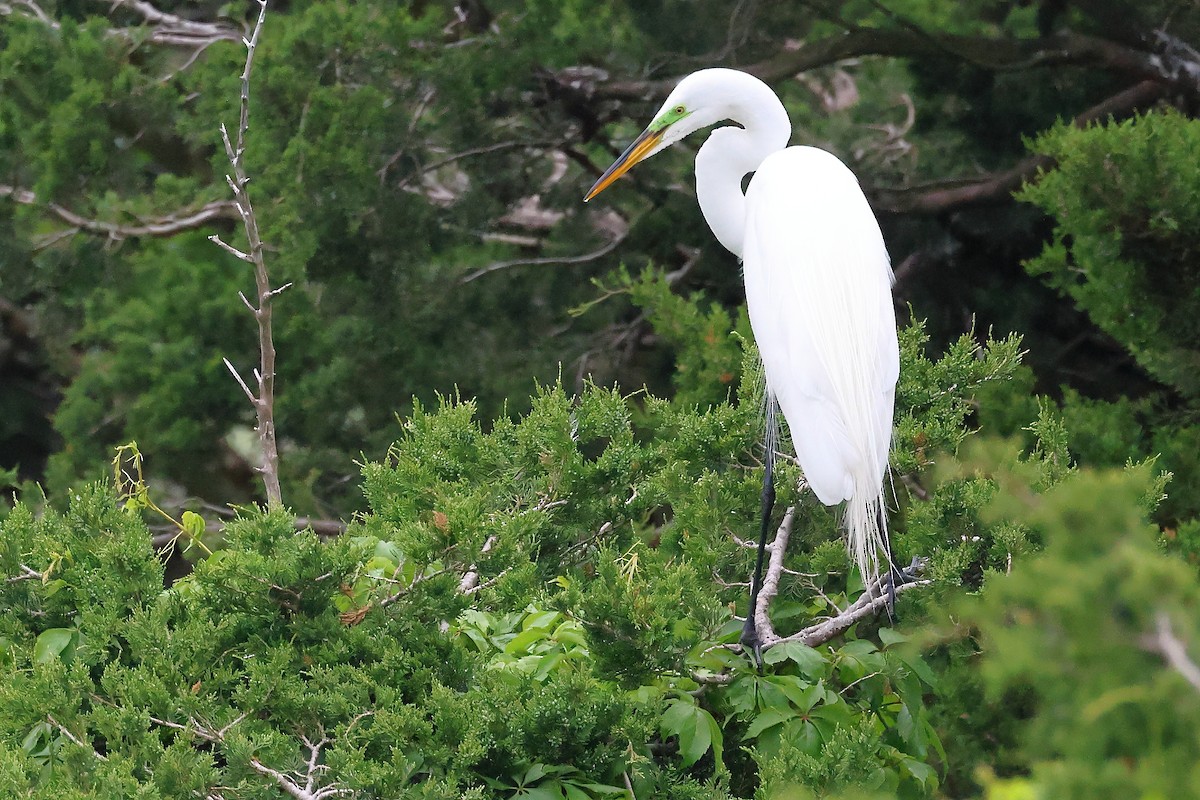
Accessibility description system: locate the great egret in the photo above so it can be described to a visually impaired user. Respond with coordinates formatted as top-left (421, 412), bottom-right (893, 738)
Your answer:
top-left (584, 68), bottom-right (899, 656)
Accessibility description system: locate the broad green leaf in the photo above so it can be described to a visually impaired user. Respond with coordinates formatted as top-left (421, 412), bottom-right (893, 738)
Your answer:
top-left (33, 628), bottom-right (74, 664)
top-left (744, 708), bottom-right (793, 740)
top-left (522, 610), bottom-right (560, 630)
top-left (506, 626), bottom-right (550, 655)
top-left (563, 784), bottom-right (590, 800)
top-left (181, 511), bottom-right (206, 541)
top-left (755, 675), bottom-right (790, 710)
top-left (661, 700), bottom-right (716, 767)
top-left (533, 651), bottom-right (565, 680)
top-left (373, 540), bottom-right (404, 564)
top-left (764, 675), bottom-right (818, 711)
top-left (763, 641), bottom-right (826, 678)
top-left (897, 651), bottom-right (939, 688)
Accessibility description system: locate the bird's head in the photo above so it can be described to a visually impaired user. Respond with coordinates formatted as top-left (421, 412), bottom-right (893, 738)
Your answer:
top-left (584, 70), bottom-right (736, 201)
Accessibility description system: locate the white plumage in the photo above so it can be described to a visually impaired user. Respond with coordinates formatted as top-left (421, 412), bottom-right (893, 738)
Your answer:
top-left (585, 68), bottom-right (899, 589)
top-left (743, 146), bottom-right (898, 580)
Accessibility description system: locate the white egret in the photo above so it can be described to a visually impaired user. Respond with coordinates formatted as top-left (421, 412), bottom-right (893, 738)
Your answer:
top-left (584, 68), bottom-right (900, 656)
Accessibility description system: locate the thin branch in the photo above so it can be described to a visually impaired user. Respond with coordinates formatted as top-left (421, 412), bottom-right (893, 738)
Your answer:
top-left (46, 714), bottom-right (107, 761)
top-left (1145, 612), bottom-right (1200, 694)
top-left (223, 357), bottom-right (256, 403)
top-left (752, 506), bottom-right (795, 645)
top-left (771, 563), bottom-right (930, 650)
top-left (210, 234), bottom-right (252, 262)
top-left (212, 0), bottom-right (283, 510)
top-left (870, 79), bottom-right (1164, 214)
top-left (0, 187), bottom-right (237, 241)
top-left (5, 564), bottom-right (42, 584)
top-left (459, 232), bottom-right (625, 284)
top-left (388, 139), bottom-right (548, 187)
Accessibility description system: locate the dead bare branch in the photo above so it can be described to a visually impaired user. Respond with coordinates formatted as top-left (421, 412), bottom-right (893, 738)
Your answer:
top-left (459, 232), bottom-right (626, 284)
top-left (0, 186), bottom-right (237, 242)
top-left (46, 714), bottom-right (108, 762)
top-left (5, 563), bottom-right (42, 584)
top-left (211, 0), bottom-right (283, 510)
top-left (90, 0), bottom-right (241, 48)
top-left (1144, 611), bottom-right (1200, 694)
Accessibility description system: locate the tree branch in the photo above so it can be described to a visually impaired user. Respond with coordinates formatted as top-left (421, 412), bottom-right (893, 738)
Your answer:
top-left (459, 232), bottom-right (626, 284)
top-left (45, 714), bottom-right (107, 762)
top-left (869, 79), bottom-right (1164, 214)
top-left (210, 0), bottom-right (283, 510)
top-left (583, 28), bottom-right (1200, 102)
top-left (1144, 611), bottom-right (1200, 694)
top-left (772, 562), bottom-right (929, 650)
top-left (0, 186), bottom-right (237, 242)
top-left (735, 503), bottom-right (929, 652)
top-left (91, 0), bottom-right (240, 48)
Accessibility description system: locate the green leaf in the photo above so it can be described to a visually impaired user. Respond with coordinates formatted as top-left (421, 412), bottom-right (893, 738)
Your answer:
top-left (661, 700), bottom-right (718, 767)
top-left (878, 627), bottom-right (908, 647)
top-left (563, 784), bottom-right (590, 800)
top-left (506, 626), bottom-right (551, 655)
top-left (744, 708), bottom-right (793, 740)
top-left (763, 641), bottom-right (827, 678)
top-left (522, 610), bottom-right (560, 630)
top-left (764, 675), bottom-right (820, 712)
top-left (33, 628), bottom-right (75, 664)
top-left (181, 510), bottom-right (206, 541)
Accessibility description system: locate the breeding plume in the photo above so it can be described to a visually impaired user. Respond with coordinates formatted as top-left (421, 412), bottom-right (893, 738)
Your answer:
top-left (584, 68), bottom-right (899, 655)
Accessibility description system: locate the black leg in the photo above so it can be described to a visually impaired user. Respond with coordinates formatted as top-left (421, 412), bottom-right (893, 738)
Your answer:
top-left (740, 448), bottom-right (775, 667)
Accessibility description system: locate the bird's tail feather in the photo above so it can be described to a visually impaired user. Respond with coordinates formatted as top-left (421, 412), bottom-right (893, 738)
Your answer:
top-left (844, 479), bottom-right (891, 591)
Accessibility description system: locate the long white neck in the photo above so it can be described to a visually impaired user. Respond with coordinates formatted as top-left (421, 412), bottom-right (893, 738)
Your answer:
top-left (693, 76), bottom-right (791, 258)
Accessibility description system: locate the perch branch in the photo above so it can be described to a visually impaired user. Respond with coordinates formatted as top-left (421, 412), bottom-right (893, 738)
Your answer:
top-left (209, 0), bottom-right (283, 509)
top-left (770, 563), bottom-right (930, 650)
top-left (732, 502), bottom-right (929, 653)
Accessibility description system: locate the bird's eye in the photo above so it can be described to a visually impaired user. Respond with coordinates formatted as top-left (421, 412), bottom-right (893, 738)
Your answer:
top-left (674, 105), bottom-right (685, 114)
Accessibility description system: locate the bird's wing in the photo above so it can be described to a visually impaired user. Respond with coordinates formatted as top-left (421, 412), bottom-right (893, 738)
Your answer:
top-left (742, 146), bottom-right (898, 506)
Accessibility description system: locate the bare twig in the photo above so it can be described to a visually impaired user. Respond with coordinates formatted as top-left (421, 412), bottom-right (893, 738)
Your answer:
top-left (210, 0), bottom-right (283, 510)
top-left (459, 233), bottom-right (626, 284)
top-left (5, 564), bottom-right (42, 584)
top-left (46, 714), bottom-right (108, 761)
top-left (0, 186), bottom-right (237, 242)
top-left (147, 710), bottom-right (345, 800)
top-left (1145, 612), bottom-right (1200, 694)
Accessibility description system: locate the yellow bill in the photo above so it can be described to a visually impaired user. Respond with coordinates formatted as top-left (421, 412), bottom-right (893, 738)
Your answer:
top-left (583, 127), bottom-right (664, 201)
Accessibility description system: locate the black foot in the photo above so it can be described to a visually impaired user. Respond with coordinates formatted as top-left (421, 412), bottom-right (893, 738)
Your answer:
top-left (739, 617), bottom-right (764, 671)
top-left (883, 557), bottom-right (924, 616)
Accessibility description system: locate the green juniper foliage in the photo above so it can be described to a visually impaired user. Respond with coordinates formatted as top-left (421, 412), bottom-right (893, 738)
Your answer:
top-left (3, 302), bottom-right (1030, 798)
